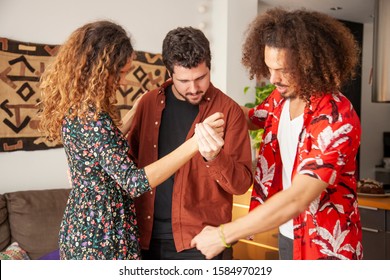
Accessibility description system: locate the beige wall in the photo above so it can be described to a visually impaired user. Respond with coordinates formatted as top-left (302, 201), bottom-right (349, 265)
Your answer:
top-left (1, 0), bottom-right (387, 192)
top-left (0, 0), bottom-right (258, 192)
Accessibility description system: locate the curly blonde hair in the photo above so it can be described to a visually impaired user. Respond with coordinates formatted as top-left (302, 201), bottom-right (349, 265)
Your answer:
top-left (39, 20), bottom-right (134, 141)
top-left (242, 8), bottom-right (360, 100)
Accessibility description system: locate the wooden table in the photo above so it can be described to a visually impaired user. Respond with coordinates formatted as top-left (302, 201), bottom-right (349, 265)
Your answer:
top-left (358, 195), bottom-right (390, 210)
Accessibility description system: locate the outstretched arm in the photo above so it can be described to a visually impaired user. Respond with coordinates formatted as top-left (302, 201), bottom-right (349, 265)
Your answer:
top-left (241, 106), bottom-right (261, 130)
top-left (144, 112), bottom-right (225, 188)
top-left (191, 174), bottom-right (328, 259)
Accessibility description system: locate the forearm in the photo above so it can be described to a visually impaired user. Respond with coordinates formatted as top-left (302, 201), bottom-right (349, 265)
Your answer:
top-left (119, 108), bottom-right (136, 135)
top-left (120, 94), bottom-right (145, 135)
top-left (223, 175), bottom-right (328, 244)
top-left (144, 137), bottom-right (198, 188)
top-left (190, 188), bottom-right (302, 259)
top-left (224, 189), bottom-right (302, 244)
top-left (241, 106), bottom-right (261, 130)
top-left (190, 175), bottom-right (328, 259)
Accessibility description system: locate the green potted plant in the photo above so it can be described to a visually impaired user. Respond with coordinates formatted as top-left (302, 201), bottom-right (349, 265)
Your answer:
top-left (244, 83), bottom-right (275, 150)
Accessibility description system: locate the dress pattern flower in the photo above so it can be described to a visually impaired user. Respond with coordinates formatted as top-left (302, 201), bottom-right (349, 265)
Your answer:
top-left (248, 90), bottom-right (363, 260)
top-left (59, 112), bottom-right (151, 259)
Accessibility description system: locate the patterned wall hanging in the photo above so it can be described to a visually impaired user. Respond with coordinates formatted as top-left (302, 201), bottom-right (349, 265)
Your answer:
top-left (0, 37), bottom-right (168, 152)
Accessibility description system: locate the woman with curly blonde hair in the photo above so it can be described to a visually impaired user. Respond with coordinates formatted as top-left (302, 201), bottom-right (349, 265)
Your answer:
top-left (39, 20), bottom-right (224, 260)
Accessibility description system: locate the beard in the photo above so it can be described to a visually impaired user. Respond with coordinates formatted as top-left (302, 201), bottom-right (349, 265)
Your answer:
top-left (274, 82), bottom-right (297, 99)
top-left (173, 84), bottom-right (204, 105)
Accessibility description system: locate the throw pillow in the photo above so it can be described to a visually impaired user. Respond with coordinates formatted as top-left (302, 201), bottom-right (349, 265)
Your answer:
top-left (0, 242), bottom-right (30, 260)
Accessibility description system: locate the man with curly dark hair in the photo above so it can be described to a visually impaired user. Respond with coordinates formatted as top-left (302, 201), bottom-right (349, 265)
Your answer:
top-left (191, 8), bottom-right (363, 260)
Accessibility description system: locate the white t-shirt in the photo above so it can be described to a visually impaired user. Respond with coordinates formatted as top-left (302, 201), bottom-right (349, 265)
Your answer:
top-left (277, 98), bottom-right (303, 239)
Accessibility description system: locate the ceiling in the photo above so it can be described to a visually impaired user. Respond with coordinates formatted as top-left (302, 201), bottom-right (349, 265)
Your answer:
top-left (259, 0), bottom-right (376, 23)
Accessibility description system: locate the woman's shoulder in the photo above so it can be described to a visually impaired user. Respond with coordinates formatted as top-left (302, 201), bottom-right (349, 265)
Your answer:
top-left (64, 112), bottom-right (115, 133)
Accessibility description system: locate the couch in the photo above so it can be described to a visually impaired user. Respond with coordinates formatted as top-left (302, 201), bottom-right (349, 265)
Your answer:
top-left (0, 188), bottom-right (70, 260)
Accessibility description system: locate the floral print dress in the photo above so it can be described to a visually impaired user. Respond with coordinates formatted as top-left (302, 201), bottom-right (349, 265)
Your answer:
top-left (59, 112), bottom-right (151, 260)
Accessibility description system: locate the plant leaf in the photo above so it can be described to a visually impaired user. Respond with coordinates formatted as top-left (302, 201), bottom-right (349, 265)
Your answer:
top-left (244, 83), bottom-right (275, 149)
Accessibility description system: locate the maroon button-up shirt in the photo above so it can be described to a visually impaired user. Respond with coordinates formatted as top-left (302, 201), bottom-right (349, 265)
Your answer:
top-left (127, 79), bottom-right (253, 251)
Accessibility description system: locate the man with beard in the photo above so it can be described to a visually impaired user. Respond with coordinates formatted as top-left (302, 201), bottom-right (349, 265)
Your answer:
top-left (127, 27), bottom-right (253, 260)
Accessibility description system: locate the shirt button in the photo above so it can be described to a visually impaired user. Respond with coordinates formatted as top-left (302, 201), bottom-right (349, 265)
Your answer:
top-left (161, 100), bottom-right (164, 104)
top-left (150, 191), bottom-right (153, 195)
top-left (153, 144), bottom-right (157, 148)
top-left (155, 121), bottom-right (158, 125)
top-left (207, 97), bottom-right (210, 101)
top-left (147, 216), bottom-right (151, 219)
top-left (206, 165), bottom-right (210, 168)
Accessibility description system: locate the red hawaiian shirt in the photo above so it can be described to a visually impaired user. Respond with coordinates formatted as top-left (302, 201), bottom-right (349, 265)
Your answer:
top-left (248, 89), bottom-right (363, 260)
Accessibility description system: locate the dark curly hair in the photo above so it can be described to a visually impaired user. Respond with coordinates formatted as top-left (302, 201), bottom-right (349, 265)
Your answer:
top-left (162, 26), bottom-right (211, 74)
top-left (242, 8), bottom-right (360, 100)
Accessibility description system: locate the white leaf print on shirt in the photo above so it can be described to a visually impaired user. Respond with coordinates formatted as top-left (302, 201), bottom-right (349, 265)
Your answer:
top-left (308, 197), bottom-right (320, 218)
top-left (254, 154), bottom-right (275, 199)
top-left (317, 124), bottom-right (353, 153)
top-left (253, 109), bottom-right (268, 120)
top-left (262, 131), bottom-right (273, 145)
top-left (309, 220), bottom-right (354, 259)
top-left (306, 195), bottom-right (345, 223)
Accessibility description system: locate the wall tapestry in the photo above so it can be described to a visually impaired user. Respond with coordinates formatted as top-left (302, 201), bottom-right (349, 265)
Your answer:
top-left (0, 37), bottom-right (168, 152)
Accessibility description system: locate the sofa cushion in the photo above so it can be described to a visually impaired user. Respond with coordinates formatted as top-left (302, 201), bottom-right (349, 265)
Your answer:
top-left (0, 241), bottom-right (30, 260)
top-left (0, 194), bottom-right (10, 252)
top-left (5, 188), bottom-right (70, 259)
